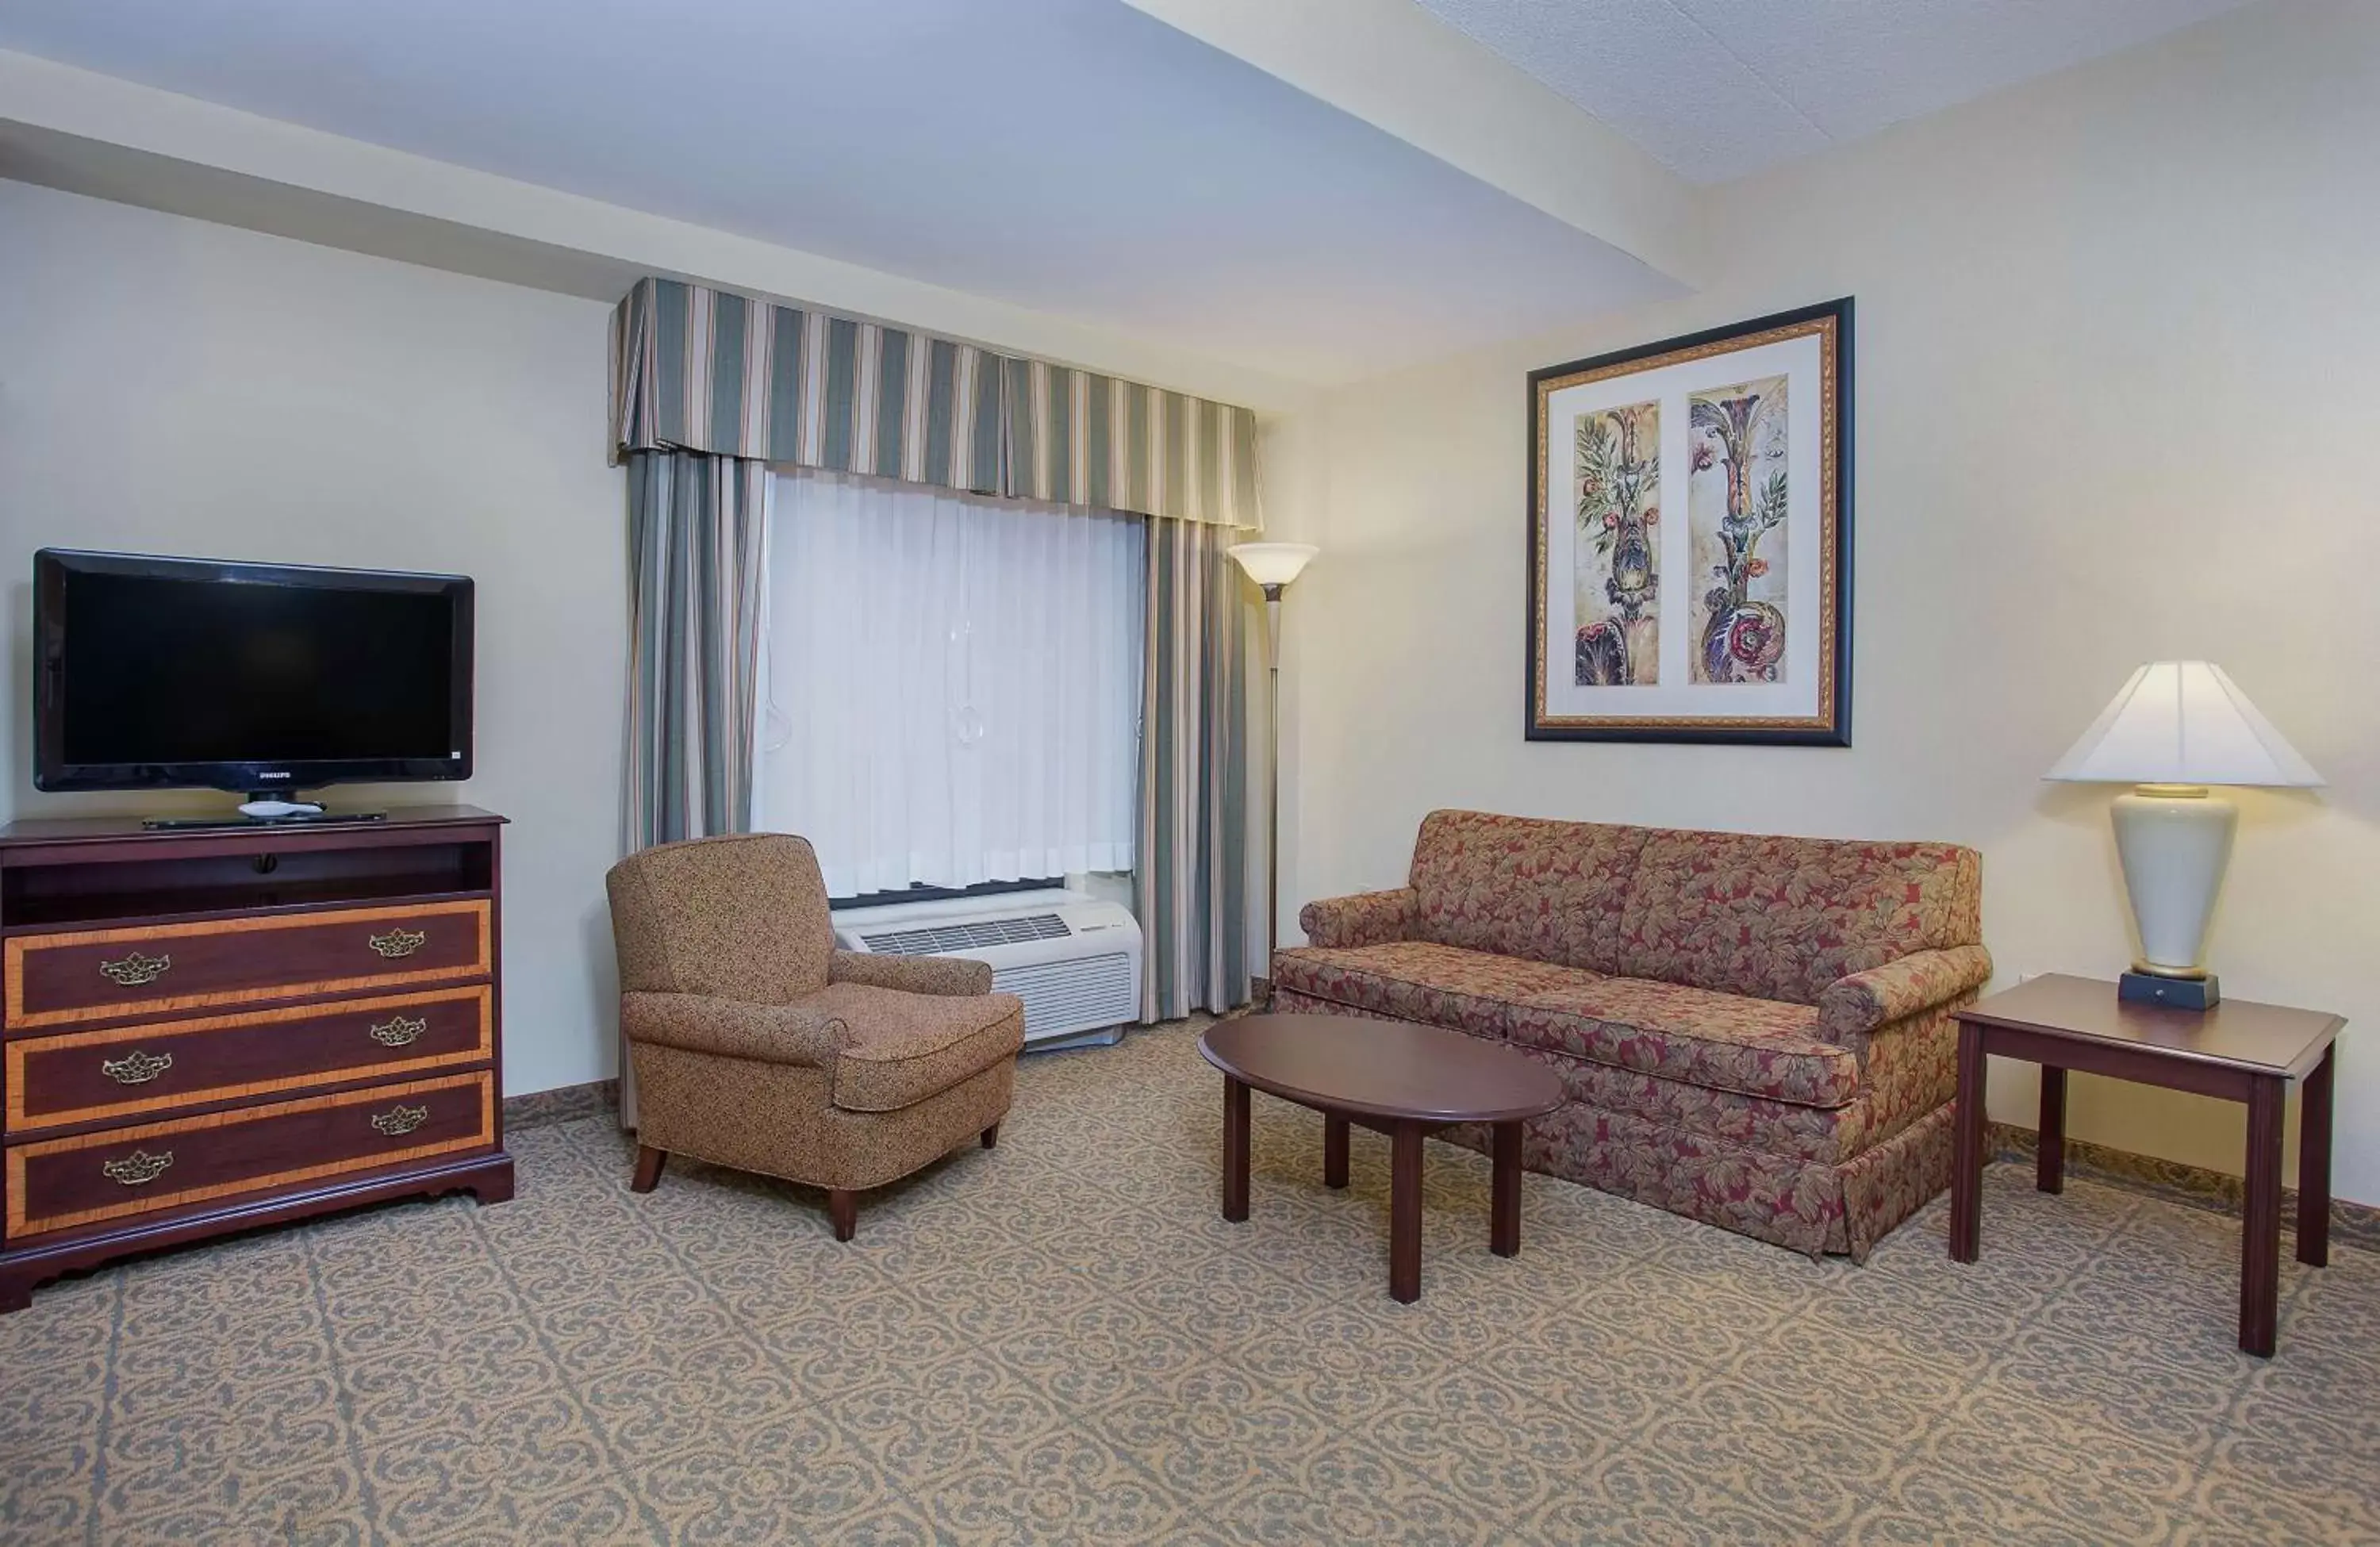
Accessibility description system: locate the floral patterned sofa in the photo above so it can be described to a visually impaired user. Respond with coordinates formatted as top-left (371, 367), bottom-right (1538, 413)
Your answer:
top-left (1272, 810), bottom-right (1990, 1261)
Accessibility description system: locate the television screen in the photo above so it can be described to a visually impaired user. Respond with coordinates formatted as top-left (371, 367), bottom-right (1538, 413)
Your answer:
top-left (35, 551), bottom-right (474, 793)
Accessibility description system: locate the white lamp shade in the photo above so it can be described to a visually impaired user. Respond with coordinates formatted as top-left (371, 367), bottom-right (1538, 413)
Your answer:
top-left (1227, 542), bottom-right (1318, 588)
top-left (2045, 661), bottom-right (2321, 788)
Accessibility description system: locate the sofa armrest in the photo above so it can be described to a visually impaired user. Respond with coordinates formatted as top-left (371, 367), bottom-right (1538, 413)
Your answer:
top-left (1297, 888), bottom-right (1418, 950)
top-left (830, 950), bottom-right (994, 997)
top-left (620, 991), bottom-right (850, 1068)
top-left (1816, 945), bottom-right (1995, 1046)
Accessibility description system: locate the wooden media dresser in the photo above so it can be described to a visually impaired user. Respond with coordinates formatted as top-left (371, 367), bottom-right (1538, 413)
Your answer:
top-left (0, 805), bottom-right (513, 1310)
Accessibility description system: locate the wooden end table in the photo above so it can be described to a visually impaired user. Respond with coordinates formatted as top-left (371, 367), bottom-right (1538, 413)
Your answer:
top-left (1198, 1015), bottom-right (1564, 1303)
top-left (1951, 973), bottom-right (2343, 1357)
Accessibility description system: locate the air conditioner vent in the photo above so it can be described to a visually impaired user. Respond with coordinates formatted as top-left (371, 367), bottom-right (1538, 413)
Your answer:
top-left (859, 912), bottom-right (1072, 956)
top-left (831, 889), bottom-right (1140, 1047)
top-left (992, 953), bottom-right (1136, 1040)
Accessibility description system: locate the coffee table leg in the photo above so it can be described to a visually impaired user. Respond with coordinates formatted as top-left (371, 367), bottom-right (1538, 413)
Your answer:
top-left (1491, 1120), bottom-right (1522, 1257)
top-left (2037, 1067), bottom-right (2067, 1194)
top-left (2241, 1073), bottom-right (2286, 1357)
top-left (1949, 1022), bottom-right (1987, 1263)
top-left (1324, 1113), bottom-right (1349, 1189)
top-left (1389, 1120), bottom-right (1423, 1303)
top-left (2298, 1044), bottom-right (2334, 1269)
top-left (1222, 1076), bottom-right (1250, 1223)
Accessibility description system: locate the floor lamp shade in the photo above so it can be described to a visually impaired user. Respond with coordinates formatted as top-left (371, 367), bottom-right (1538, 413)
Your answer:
top-left (2045, 662), bottom-right (2320, 1002)
top-left (1226, 543), bottom-right (1318, 590)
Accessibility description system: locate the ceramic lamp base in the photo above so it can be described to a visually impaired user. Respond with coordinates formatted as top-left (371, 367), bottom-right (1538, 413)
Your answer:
top-left (2109, 783), bottom-right (2236, 985)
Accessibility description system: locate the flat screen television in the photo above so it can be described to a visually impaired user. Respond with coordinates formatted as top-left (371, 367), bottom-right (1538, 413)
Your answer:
top-left (34, 549), bottom-right (474, 801)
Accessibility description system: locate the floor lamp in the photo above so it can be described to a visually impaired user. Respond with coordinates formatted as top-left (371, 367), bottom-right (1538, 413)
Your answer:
top-left (1227, 541), bottom-right (1319, 997)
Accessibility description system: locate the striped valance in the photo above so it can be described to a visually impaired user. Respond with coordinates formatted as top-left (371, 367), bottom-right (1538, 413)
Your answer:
top-left (610, 278), bottom-right (1260, 528)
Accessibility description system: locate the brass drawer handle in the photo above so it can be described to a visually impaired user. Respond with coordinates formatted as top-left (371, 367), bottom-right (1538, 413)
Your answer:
top-left (102, 1150), bottom-right (174, 1186)
top-left (100, 1050), bottom-right (175, 1085)
top-left (98, 950), bottom-right (172, 987)
top-left (369, 1014), bottom-right (428, 1047)
top-left (370, 1103), bottom-right (430, 1137)
top-left (367, 927), bottom-right (428, 960)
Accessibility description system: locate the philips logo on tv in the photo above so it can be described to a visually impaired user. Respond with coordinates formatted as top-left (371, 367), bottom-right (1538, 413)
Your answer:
top-left (257, 770), bottom-right (292, 781)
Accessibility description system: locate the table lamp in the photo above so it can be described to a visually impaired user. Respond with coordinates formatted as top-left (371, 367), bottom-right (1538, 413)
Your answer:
top-left (2044, 662), bottom-right (2321, 1010)
top-left (1227, 541), bottom-right (1319, 980)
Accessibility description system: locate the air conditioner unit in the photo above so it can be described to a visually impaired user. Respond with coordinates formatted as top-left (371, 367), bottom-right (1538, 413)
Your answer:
top-left (830, 888), bottom-right (1142, 1050)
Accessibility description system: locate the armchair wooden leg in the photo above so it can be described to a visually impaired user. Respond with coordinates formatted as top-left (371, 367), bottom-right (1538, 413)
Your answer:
top-left (981, 1122), bottom-right (1000, 1150)
top-left (827, 1188), bottom-right (858, 1242)
top-left (630, 1145), bottom-right (666, 1193)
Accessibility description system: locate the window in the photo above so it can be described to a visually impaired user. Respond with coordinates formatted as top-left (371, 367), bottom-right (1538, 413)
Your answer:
top-left (754, 469), bottom-right (1145, 897)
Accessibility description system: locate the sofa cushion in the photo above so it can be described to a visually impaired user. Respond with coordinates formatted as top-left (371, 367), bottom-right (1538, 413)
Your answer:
top-left (800, 981), bottom-right (1024, 1114)
top-left (1613, 829), bottom-right (1984, 1005)
top-left (1407, 809), bottom-right (1651, 974)
top-left (1505, 977), bottom-right (1861, 1110)
top-left (1270, 942), bottom-right (1599, 1038)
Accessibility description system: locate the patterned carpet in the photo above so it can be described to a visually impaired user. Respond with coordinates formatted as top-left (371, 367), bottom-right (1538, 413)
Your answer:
top-left (2, 1017), bottom-right (2375, 1545)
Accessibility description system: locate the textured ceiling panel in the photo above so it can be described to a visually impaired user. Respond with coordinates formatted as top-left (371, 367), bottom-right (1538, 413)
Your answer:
top-left (1414, 0), bottom-right (2257, 182)
top-left (1412, 0), bottom-right (1829, 182)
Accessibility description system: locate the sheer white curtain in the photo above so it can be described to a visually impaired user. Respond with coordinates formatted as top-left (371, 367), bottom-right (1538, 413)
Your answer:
top-left (754, 469), bottom-right (1145, 897)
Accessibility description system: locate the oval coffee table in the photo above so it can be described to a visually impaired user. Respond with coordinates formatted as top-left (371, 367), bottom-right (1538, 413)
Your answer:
top-left (1198, 1014), bottom-right (1564, 1303)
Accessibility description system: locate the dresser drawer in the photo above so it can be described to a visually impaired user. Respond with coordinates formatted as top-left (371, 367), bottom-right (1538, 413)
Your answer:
top-left (4, 900), bottom-right (490, 1030)
top-left (5, 986), bottom-right (492, 1135)
top-left (5, 1070), bottom-right (493, 1239)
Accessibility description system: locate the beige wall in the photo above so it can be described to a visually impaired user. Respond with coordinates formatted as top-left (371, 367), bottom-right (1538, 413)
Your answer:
top-left (1263, 1), bottom-right (2380, 1203)
top-left (0, 178), bottom-right (1272, 1100)
top-left (0, 179), bottom-right (625, 1096)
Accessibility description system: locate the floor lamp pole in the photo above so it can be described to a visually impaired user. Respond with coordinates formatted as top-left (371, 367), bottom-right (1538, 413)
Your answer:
top-left (1262, 583), bottom-right (1283, 1000)
top-left (1226, 541), bottom-right (1317, 1008)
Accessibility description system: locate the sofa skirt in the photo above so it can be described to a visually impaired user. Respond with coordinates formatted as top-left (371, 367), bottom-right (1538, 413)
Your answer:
top-left (1271, 988), bottom-right (1954, 1262)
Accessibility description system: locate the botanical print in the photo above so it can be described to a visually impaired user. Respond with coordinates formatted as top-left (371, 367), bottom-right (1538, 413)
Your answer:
top-left (1572, 401), bottom-right (1660, 685)
top-left (1528, 298), bottom-right (1848, 745)
top-left (1688, 374), bottom-right (1789, 684)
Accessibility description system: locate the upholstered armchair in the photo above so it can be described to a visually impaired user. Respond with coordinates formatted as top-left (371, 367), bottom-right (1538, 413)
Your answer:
top-left (604, 833), bottom-right (1023, 1240)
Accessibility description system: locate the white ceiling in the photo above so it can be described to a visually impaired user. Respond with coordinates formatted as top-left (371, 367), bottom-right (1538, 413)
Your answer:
top-left (0, 0), bottom-right (2266, 382)
top-left (0, 0), bottom-right (1672, 386)
top-left (1411, 0), bottom-right (2257, 183)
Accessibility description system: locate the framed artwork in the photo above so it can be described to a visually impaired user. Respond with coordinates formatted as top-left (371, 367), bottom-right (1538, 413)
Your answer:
top-left (1526, 298), bottom-right (1852, 745)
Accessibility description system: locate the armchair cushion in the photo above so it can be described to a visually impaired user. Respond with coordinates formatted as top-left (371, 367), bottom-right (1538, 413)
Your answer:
top-left (1297, 889), bottom-right (1418, 950)
top-left (606, 833), bottom-right (837, 1001)
top-left (620, 992), bottom-right (850, 1069)
top-left (810, 982), bottom-right (1026, 1113)
top-left (830, 950), bottom-right (995, 997)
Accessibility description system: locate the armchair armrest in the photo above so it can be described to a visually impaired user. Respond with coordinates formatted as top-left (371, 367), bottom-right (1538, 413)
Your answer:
top-left (1297, 888), bottom-right (1418, 950)
top-left (620, 992), bottom-right (850, 1068)
top-left (1817, 945), bottom-right (1995, 1046)
top-left (829, 950), bottom-right (994, 997)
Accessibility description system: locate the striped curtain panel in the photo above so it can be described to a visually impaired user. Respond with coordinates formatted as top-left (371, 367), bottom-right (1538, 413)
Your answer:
top-left (623, 450), bottom-right (771, 850)
top-left (612, 277), bottom-right (1261, 530)
top-left (1136, 516), bottom-right (1252, 1019)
